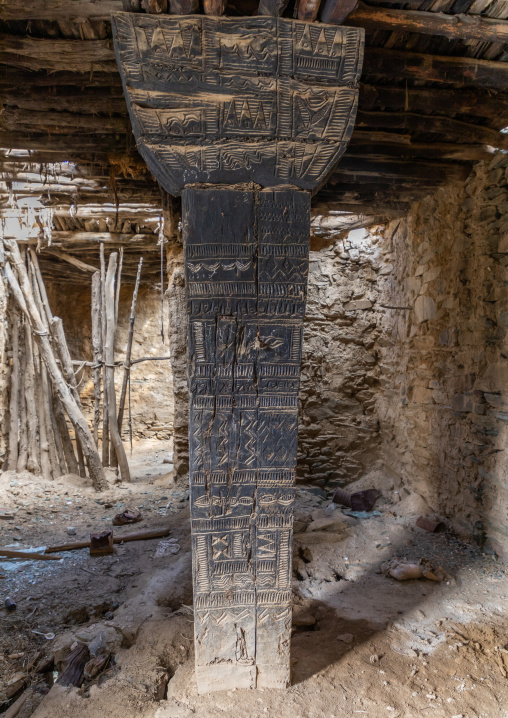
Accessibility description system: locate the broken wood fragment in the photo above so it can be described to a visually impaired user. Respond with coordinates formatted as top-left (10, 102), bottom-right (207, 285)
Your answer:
top-left (333, 487), bottom-right (381, 512)
top-left (90, 530), bottom-right (114, 556)
top-left (416, 516), bottom-right (446, 533)
top-left (57, 644), bottom-right (90, 687)
top-left (45, 526), bottom-right (170, 553)
top-left (112, 508), bottom-right (142, 526)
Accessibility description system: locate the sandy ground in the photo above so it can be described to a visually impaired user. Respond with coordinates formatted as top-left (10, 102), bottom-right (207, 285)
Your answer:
top-left (1, 441), bottom-right (507, 718)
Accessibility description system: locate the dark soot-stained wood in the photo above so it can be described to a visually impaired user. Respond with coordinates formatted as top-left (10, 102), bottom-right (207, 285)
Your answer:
top-left (111, 13), bottom-right (364, 194)
top-left (184, 185), bottom-right (310, 693)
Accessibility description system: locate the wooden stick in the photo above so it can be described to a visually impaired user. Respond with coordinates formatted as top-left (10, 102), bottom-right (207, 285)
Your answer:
top-left (100, 243), bottom-right (109, 466)
top-left (46, 526), bottom-right (170, 553)
top-left (118, 257), bottom-right (142, 435)
top-left (105, 252), bottom-right (130, 481)
top-left (0, 549), bottom-right (61, 560)
top-left (3, 249), bottom-right (107, 491)
top-left (16, 318), bottom-right (28, 473)
top-left (7, 305), bottom-right (20, 471)
top-left (3, 689), bottom-right (32, 718)
top-left (91, 271), bottom-right (102, 448)
top-left (47, 371), bottom-right (67, 476)
top-left (24, 323), bottom-right (41, 474)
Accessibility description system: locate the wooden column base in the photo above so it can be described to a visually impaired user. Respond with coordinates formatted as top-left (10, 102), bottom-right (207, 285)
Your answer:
top-left (183, 185), bottom-right (310, 692)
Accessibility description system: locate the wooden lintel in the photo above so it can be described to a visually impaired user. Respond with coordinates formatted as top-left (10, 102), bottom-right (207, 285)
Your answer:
top-left (348, 3), bottom-right (508, 44)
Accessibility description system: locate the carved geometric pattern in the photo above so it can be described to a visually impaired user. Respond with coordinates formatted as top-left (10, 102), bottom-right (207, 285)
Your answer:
top-left (112, 13), bottom-right (364, 194)
top-left (184, 186), bottom-right (309, 692)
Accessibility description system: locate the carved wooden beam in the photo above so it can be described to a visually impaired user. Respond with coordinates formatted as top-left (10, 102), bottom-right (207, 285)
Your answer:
top-left (348, 3), bottom-right (508, 44)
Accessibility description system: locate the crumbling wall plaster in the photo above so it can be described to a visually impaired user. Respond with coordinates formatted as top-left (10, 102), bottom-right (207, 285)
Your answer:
top-left (376, 154), bottom-right (508, 559)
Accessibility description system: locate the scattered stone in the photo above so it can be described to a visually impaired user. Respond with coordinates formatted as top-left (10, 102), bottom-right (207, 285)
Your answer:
top-left (67, 526), bottom-right (76, 536)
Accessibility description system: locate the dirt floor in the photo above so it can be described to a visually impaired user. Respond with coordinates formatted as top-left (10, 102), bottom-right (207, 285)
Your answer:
top-left (1, 441), bottom-right (507, 718)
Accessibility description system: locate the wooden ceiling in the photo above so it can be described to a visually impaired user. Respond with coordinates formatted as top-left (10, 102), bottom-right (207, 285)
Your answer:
top-left (1, 0), bottom-right (507, 283)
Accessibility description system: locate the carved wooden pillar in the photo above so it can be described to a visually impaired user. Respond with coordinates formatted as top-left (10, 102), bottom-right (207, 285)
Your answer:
top-left (112, 11), bottom-right (363, 692)
top-left (184, 185), bottom-right (309, 690)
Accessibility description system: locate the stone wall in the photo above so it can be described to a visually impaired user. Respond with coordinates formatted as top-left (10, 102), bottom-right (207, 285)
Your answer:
top-left (297, 229), bottom-right (386, 488)
top-left (375, 154), bottom-right (508, 559)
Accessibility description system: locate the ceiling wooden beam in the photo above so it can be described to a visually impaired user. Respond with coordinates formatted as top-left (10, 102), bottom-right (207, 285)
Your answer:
top-left (0, 0), bottom-right (123, 20)
top-left (363, 47), bottom-right (508, 91)
top-left (348, 3), bottom-right (508, 44)
top-left (0, 35), bottom-right (116, 73)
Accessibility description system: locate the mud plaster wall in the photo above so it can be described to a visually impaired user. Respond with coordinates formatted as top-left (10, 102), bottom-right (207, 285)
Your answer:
top-left (375, 154), bottom-right (508, 560)
top-left (46, 282), bottom-right (174, 446)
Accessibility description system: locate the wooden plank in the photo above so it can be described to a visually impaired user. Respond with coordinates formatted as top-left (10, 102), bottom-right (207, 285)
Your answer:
top-left (348, 2), bottom-right (508, 43)
top-left (184, 186), bottom-right (309, 692)
top-left (363, 47), bottom-right (508, 90)
top-left (1, 1), bottom-right (123, 19)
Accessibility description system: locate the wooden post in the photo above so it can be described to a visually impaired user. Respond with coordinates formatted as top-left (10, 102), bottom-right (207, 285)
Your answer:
top-left (117, 257), bottom-right (143, 435)
top-left (91, 271), bottom-right (102, 448)
top-left (6, 306), bottom-right (20, 471)
top-left (184, 186), bottom-right (310, 692)
top-left (100, 243), bottom-right (109, 466)
top-left (104, 253), bottom-right (131, 482)
top-left (35, 353), bottom-right (52, 481)
top-left (3, 246), bottom-right (108, 491)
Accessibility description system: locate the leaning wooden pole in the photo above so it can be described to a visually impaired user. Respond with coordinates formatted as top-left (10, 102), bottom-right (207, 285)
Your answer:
top-left (4, 242), bottom-right (107, 491)
top-left (117, 257), bottom-right (143, 434)
top-left (104, 252), bottom-right (130, 482)
top-left (6, 305), bottom-right (20, 471)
